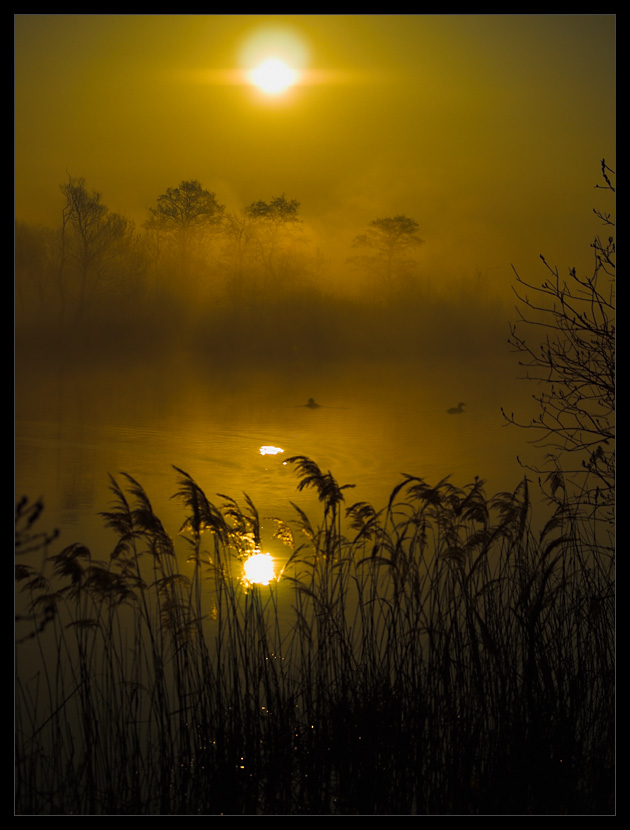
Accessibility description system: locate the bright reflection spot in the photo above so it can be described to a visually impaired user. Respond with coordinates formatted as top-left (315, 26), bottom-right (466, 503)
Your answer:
top-left (243, 552), bottom-right (276, 587)
top-left (260, 445), bottom-right (284, 456)
top-left (249, 59), bottom-right (298, 95)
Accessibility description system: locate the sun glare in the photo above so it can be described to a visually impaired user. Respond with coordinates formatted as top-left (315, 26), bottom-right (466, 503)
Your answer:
top-left (240, 26), bottom-right (308, 97)
top-left (243, 552), bottom-right (276, 587)
top-left (249, 58), bottom-right (298, 95)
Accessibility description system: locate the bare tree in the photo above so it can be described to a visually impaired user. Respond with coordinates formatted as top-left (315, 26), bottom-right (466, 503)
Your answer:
top-left (502, 160), bottom-right (615, 520)
top-left (59, 175), bottom-right (137, 324)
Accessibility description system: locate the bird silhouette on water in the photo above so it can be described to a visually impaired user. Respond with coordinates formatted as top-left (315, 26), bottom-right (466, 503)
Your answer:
top-left (305, 398), bottom-right (320, 409)
top-left (447, 402), bottom-right (466, 414)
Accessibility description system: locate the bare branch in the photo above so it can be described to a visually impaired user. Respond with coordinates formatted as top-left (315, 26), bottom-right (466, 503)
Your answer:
top-left (504, 162), bottom-right (615, 520)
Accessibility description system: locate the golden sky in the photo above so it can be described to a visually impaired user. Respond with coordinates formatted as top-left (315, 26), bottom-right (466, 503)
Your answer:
top-left (14, 14), bottom-right (615, 289)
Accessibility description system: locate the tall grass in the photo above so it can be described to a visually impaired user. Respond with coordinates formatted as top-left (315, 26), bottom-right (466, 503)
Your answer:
top-left (15, 458), bottom-right (614, 815)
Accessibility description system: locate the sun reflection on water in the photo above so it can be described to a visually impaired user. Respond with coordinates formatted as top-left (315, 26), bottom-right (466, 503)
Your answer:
top-left (242, 551), bottom-right (276, 587)
top-left (259, 445), bottom-right (284, 456)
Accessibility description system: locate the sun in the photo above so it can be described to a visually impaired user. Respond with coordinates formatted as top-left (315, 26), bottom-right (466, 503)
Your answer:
top-left (249, 58), bottom-right (298, 95)
top-left (240, 26), bottom-right (308, 97)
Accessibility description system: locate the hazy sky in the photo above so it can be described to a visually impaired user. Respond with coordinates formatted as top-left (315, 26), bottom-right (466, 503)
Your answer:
top-left (14, 14), bottom-right (615, 289)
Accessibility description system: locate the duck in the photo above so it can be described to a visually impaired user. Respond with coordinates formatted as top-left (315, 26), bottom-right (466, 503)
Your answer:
top-left (305, 398), bottom-right (320, 409)
top-left (447, 402), bottom-right (466, 414)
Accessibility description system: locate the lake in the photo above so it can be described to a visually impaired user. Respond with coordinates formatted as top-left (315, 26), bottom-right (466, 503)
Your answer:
top-left (15, 351), bottom-right (544, 575)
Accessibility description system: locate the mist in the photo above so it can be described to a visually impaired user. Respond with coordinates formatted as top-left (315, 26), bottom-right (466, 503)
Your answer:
top-left (15, 176), bottom-right (511, 376)
top-left (14, 15), bottom-right (615, 816)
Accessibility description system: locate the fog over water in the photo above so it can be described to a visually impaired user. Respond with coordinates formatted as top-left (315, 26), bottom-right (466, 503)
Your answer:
top-left (16, 343), bottom-right (539, 571)
top-left (13, 9), bottom-right (613, 622)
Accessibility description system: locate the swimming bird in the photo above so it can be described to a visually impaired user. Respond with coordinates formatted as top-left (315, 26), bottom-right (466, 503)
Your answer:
top-left (305, 398), bottom-right (320, 409)
top-left (447, 402), bottom-right (466, 414)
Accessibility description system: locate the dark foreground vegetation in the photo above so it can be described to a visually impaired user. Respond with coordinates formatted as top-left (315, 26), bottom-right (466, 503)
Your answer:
top-left (15, 454), bottom-right (614, 815)
top-left (15, 163), bottom-right (615, 814)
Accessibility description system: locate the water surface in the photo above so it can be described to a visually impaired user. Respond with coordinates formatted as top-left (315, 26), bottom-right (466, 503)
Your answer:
top-left (15, 354), bottom-right (538, 565)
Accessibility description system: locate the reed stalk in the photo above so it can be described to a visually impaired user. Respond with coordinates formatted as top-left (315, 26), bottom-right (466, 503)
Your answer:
top-left (15, 458), bottom-right (614, 814)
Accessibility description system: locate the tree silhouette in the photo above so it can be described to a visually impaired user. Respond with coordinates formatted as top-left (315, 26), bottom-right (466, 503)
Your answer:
top-left (59, 175), bottom-right (135, 324)
top-left (502, 160), bottom-right (615, 521)
top-left (245, 194), bottom-right (300, 225)
top-left (242, 194), bottom-right (303, 284)
top-left (351, 215), bottom-right (424, 298)
top-left (145, 180), bottom-right (224, 277)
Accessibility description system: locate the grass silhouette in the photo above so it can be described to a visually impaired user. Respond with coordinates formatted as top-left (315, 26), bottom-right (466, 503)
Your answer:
top-left (15, 458), bottom-right (614, 815)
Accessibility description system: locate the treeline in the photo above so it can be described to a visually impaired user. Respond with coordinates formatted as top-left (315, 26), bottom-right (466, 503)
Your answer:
top-left (15, 175), bottom-right (505, 365)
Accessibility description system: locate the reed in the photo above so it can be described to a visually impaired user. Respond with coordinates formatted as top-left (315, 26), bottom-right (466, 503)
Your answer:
top-left (15, 458), bottom-right (614, 815)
